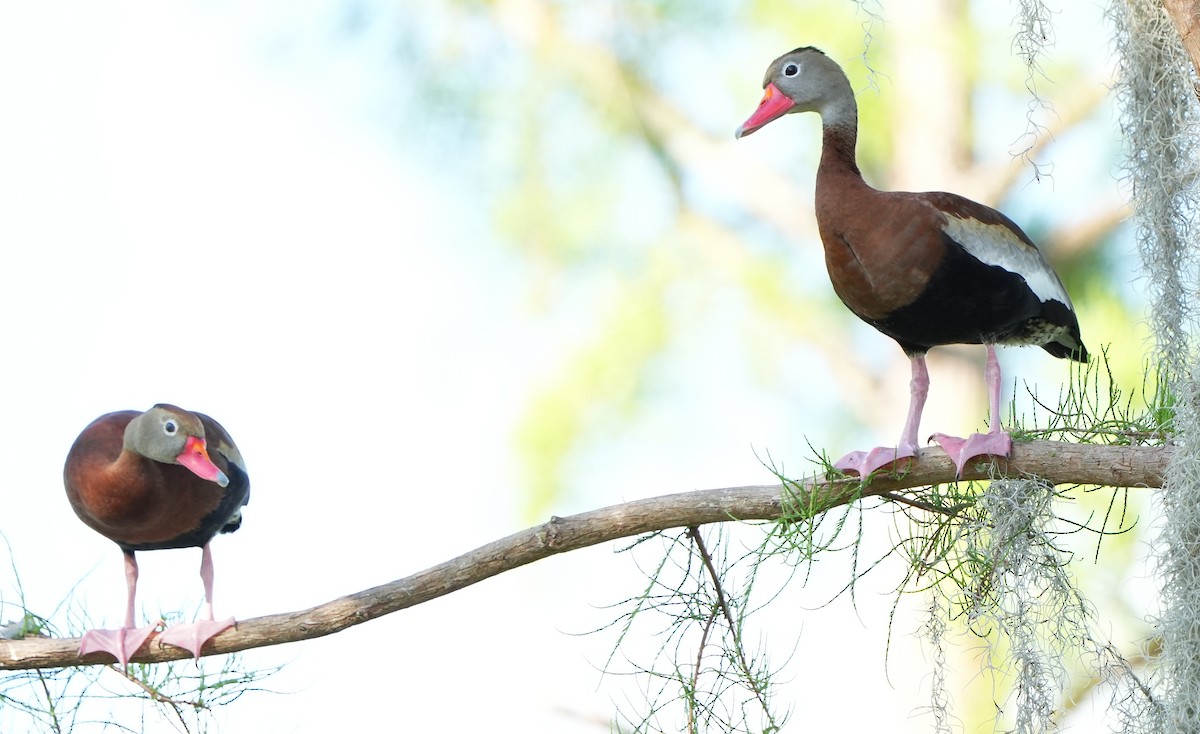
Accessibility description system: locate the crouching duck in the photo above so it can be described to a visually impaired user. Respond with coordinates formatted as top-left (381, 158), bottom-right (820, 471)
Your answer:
top-left (65, 404), bottom-right (249, 664)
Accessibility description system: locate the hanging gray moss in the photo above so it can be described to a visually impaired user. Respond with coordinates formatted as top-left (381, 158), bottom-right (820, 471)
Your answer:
top-left (1111, 0), bottom-right (1200, 731)
top-left (909, 2), bottom-right (1195, 730)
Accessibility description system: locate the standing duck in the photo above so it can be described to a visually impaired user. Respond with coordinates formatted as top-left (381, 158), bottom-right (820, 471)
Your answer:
top-left (64, 404), bottom-right (249, 664)
top-left (735, 47), bottom-right (1088, 477)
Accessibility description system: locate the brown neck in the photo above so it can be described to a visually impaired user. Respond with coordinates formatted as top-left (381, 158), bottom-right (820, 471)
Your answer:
top-left (818, 123), bottom-right (863, 182)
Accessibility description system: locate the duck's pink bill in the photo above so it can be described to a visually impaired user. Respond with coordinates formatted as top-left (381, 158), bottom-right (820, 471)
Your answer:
top-left (735, 83), bottom-right (796, 138)
top-left (176, 436), bottom-right (230, 487)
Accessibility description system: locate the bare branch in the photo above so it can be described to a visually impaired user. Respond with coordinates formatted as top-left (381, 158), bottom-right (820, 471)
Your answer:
top-left (0, 440), bottom-right (1169, 672)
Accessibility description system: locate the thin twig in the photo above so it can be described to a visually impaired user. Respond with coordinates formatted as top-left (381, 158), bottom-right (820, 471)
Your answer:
top-left (32, 668), bottom-right (61, 734)
top-left (687, 526), bottom-right (774, 725)
top-left (879, 491), bottom-right (971, 517)
top-left (688, 606), bottom-right (717, 734)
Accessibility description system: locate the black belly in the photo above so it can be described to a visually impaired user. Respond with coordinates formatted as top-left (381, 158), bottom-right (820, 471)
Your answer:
top-left (117, 463), bottom-right (250, 553)
top-left (854, 237), bottom-right (1074, 357)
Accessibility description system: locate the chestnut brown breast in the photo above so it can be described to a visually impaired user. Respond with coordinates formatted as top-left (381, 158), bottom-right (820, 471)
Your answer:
top-left (816, 174), bottom-right (948, 321)
top-left (64, 411), bottom-right (249, 552)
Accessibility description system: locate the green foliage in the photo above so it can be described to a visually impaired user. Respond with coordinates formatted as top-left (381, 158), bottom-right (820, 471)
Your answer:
top-left (601, 527), bottom-right (789, 734)
top-left (1014, 346), bottom-right (1172, 446)
top-left (607, 348), bottom-right (1165, 731)
top-left (0, 538), bottom-right (278, 734)
top-left (0, 649), bottom-right (275, 734)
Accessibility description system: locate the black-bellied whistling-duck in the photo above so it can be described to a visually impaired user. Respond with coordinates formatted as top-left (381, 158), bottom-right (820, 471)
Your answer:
top-left (64, 404), bottom-right (249, 664)
top-left (735, 47), bottom-right (1088, 477)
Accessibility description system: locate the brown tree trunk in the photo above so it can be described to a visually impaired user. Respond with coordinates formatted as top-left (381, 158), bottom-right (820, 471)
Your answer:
top-left (888, 0), bottom-right (972, 193)
top-left (1164, 0), bottom-right (1200, 82)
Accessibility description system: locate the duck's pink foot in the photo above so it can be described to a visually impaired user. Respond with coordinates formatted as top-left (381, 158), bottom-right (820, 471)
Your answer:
top-left (158, 617), bottom-right (234, 659)
top-left (79, 625), bottom-right (158, 666)
top-left (835, 445), bottom-right (916, 477)
top-left (932, 431), bottom-right (1012, 477)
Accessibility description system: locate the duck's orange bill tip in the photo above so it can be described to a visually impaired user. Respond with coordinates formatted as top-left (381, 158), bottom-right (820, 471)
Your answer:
top-left (177, 436), bottom-right (231, 488)
top-left (735, 82), bottom-right (795, 139)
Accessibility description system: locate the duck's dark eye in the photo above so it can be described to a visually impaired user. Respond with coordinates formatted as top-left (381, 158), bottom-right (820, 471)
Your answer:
top-left (783, 63), bottom-right (799, 77)
top-left (163, 420), bottom-right (178, 436)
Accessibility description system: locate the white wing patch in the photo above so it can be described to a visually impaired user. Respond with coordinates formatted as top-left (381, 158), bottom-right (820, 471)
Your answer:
top-left (941, 214), bottom-right (1073, 308)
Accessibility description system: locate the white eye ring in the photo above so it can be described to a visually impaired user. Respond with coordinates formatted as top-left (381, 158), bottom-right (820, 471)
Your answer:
top-left (783, 63), bottom-right (799, 77)
top-left (163, 420), bottom-right (178, 436)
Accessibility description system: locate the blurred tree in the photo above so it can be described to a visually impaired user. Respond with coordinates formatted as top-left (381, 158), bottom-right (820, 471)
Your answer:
top-left (377, 2), bottom-right (1149, 730)
top-left (1, 1), bottom-right (1166, 731)
top-left (367, 0), bottom-right (1135, 518)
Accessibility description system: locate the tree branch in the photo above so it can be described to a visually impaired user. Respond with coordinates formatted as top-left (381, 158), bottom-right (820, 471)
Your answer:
top-left (1164, 0), bottom-right (1200, 85)
top-left (0, 440), bottom-right (1168, 671)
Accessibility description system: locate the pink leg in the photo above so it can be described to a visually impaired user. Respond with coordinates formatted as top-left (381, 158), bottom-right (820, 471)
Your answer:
top-left (78, 552), bottom-right (159, 666)
top-left (897, 354), bottom-right (930, 451)
top-left (836, 354), bottom-right (929, 477)
top-left (932, 344), bottom-right (1012, 476)
top-left (158, 543), bottom-right (234, 660)
top-left (200, 541), bottom-right (216, 621)
top-left (985, 344), bottom-right (1003, 434)
top-left (122, 550), bottom-right (138, 628)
